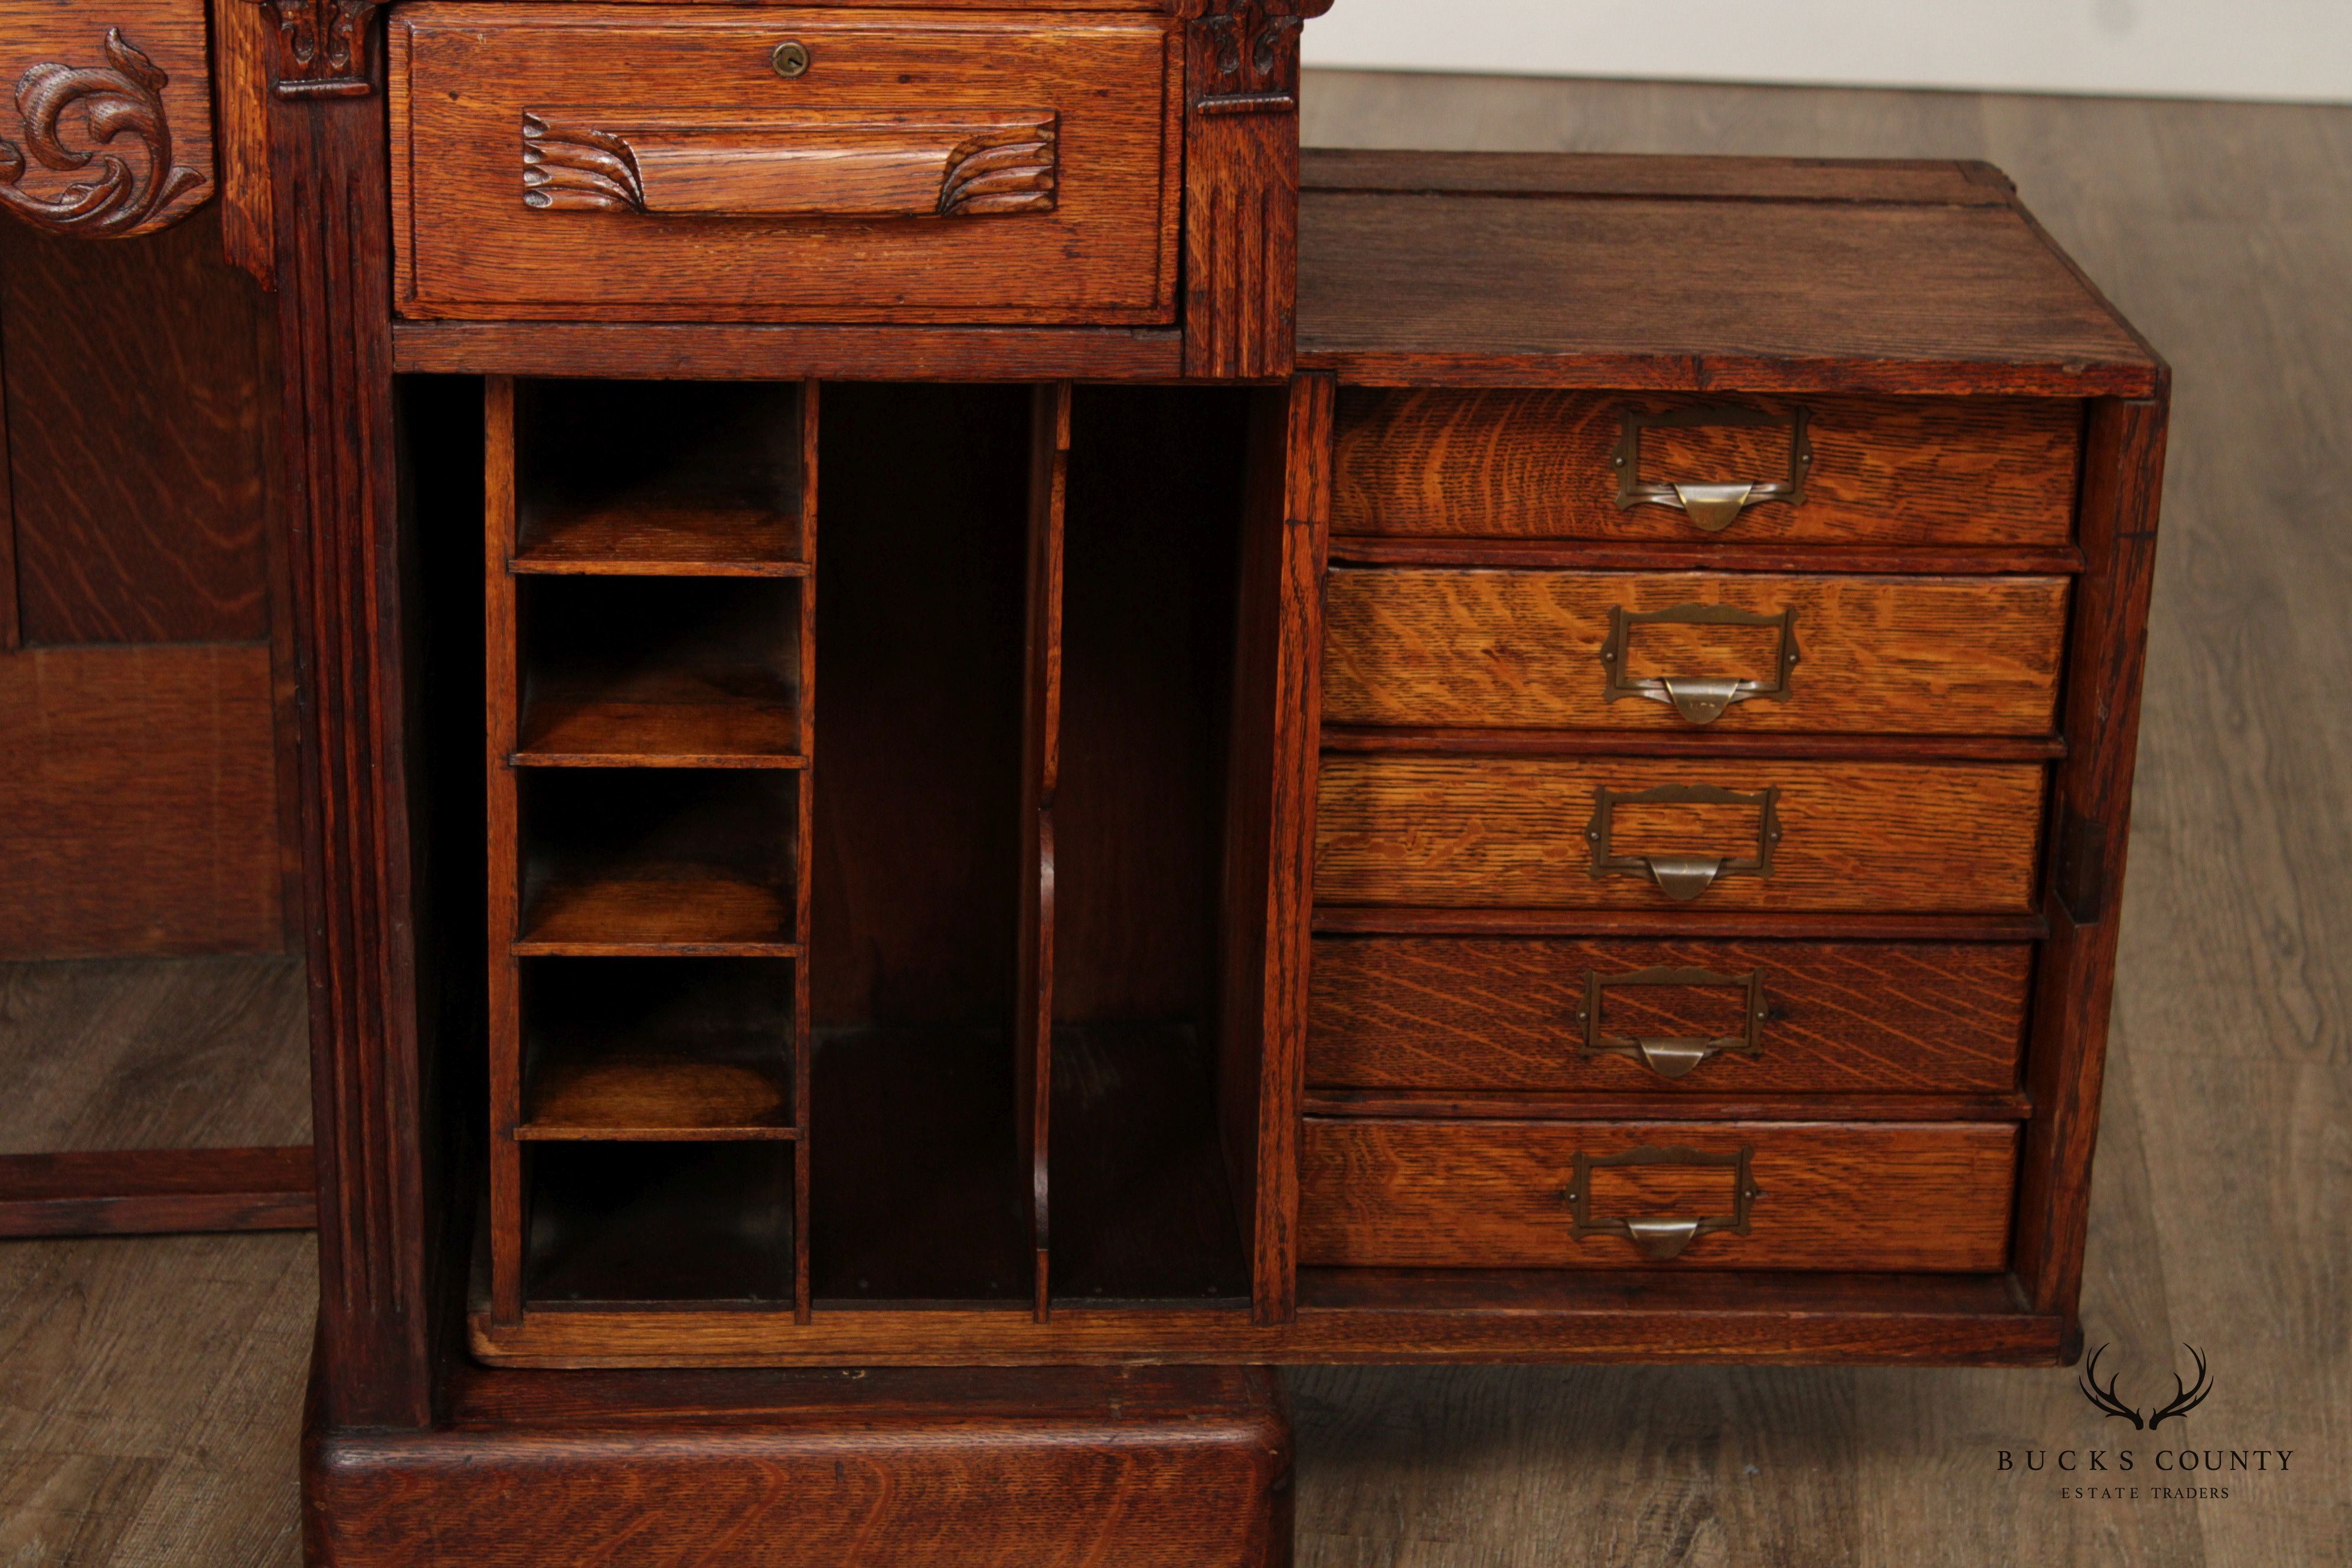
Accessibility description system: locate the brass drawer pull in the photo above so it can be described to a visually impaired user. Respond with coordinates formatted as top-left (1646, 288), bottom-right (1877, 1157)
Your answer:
top-left (1577, 965), bottom-right (1768, 1079)
top-left (1565, 1145), bottom-right (1761, 1260)
top-left (1612, 405), bottom-right (1814, 533)
top-left (1598, 603), bottom-right (1800, 724)
top-left (1585, 783), bottom-right (1782, 902)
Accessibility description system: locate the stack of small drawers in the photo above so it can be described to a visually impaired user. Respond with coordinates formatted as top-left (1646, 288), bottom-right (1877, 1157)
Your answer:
top-left (1299, 387), bottom-right (2082, 1275)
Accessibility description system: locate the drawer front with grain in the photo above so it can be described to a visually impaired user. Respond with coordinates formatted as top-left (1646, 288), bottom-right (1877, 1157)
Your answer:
top-left (1331, 389), bottom-right (2081, 547)
top-left (390, 6), bottom-right (1180, 323)
top-left (1299, 1119), bottom-right (2018, 1271)
top-left (1324, 568), bottom-right (2069, 733)
top-left (1315, 756), bottom-right (2045, 912)
top-left (1307, 937), bottom-right (2030, 1093)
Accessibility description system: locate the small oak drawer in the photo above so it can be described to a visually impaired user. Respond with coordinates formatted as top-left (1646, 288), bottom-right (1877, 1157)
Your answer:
top-left (1298, 1119), bottom-right (2018, 1270)
top-left (1324, 568), bottom-right (2069, 733)
top-left (1306, 937), bottom-right (2029, 1092)
top-left (1314, 756), bottom-right (2045, 912)
top-left (388, 6), bottom-right (1180, 323)
top-left (1331, 389), bottom-right (2080, 546)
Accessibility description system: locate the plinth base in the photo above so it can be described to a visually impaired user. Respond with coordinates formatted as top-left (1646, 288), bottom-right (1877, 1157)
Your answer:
top-left (305, 1356), bottom-right (1292, 1567)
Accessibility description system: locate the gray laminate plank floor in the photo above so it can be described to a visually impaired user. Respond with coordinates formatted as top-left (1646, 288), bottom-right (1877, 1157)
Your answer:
top-left (2, 69), bottom-right (2348, 1568)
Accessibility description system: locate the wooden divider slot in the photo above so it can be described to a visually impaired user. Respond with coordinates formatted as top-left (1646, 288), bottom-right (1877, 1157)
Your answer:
top-left (1018, 383), bottom-right (1072, 1323)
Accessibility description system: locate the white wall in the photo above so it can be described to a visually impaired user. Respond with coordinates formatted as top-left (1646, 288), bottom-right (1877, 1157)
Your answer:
top-left (1302, 1), bottom-right (2352, 105)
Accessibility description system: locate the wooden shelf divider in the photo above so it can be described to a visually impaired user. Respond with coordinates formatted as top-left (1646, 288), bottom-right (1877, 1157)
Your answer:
top-left (486, 374), bottom-right (527, 1325)
top-left (1017, 383), bottom-right (1072, 1324)
top-left (792, 380), bottom-right (819, 1323)
top-left (486, 377), bottom-right (819, 1326)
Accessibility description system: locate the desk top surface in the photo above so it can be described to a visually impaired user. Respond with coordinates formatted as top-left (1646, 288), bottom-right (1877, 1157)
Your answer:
top-left (1298, 149), bottom-right (2162, 397)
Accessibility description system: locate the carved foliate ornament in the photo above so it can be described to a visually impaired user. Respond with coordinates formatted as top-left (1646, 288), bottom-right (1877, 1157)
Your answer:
top-left (1180, 0), bottom-right (1335, 115)
top-left (254, 0), bottom-right (384, 97)
top-left (0, 28), bottom-right (204, 237)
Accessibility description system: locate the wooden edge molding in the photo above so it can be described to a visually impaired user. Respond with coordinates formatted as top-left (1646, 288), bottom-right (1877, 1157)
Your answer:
top-left (0, 1146), bottom-right (316, 1237)
top-left (0, 25), bottom-right (208, 237)
top-left (251, 0), bottom-right (382, 99)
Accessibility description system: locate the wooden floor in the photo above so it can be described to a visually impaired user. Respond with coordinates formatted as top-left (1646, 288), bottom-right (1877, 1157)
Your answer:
top-left (2, 71), bottom-right (2347, 1568)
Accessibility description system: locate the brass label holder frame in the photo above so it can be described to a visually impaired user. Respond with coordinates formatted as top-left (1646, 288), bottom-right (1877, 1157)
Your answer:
top-left (1598, 602), bottom-right (1801, 724)
top-left (1611, 404), bottom-right (1814, 533)
top-left (1576, 965), bottom-right (1769, 1079)
top-left (1564, 1144), bottom-right (1762, 1261)
top-left (1585, 783), bottom-right (1783, 903)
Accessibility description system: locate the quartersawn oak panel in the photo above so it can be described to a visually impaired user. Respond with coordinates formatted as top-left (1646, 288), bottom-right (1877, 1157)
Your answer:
top-left (1315, 756), bottom-right (2045, 912)
top-left (1307, 937), bottom-right (2030, 1094)
top-left (390, 6), bottom-right (1181, 324)
top-left (1298, 1119), bottom-right (2018, 1270)
top-left (1331, 390), bottom-right (2080, 545)
top-left (1324, 568), bottom-right (2068, 734)
top-left (0, 645), bottom-right (282, 958)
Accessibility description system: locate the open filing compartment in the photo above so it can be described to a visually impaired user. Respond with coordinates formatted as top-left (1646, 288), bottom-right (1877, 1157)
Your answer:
top-left (462, 375), bottom-right (1279, 1344)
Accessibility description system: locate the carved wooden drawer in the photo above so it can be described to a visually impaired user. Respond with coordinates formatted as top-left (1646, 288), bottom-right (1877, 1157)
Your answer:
top-left (1324, 568), bottom-right (2069, 733)
top-left (1298, 1119), bottom-right (2018, 1270)
top-left (388, 5), bottom-right (1181, 323)
top-left (1331, 390), bottom-right (2082, 545)
top-left (1306, 937), bottom-right (2030, 1093)
top-left (1314, 756), bottom-right (2045, 912)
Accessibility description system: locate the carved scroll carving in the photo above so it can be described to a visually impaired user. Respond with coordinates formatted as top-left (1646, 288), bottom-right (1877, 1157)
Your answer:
top-left (522, 110), bottom-right (1059, 218)
top-left (253, 0), bottom-right (382, 98)
top-left (0, 29), bottom-right (204, 237)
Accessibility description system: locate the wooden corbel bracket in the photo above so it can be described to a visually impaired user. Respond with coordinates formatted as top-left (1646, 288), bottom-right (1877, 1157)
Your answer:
top-left (250, 0), bottom-right (384, 98)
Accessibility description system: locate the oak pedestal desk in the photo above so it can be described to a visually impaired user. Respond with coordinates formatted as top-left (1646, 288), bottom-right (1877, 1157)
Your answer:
top-left (0, 2), bottom-right (2166, 1561)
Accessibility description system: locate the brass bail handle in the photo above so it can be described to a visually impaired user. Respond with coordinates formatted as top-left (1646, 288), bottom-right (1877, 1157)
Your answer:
top-left (1577, 966), bottom-right (1770, 1079)
top-left (1563, 1145), bottom-right (1762, 1262)
top-left (1612, 404), bottom-right (1814, 534)
top-left (1598, 604), bottom-right (1801, 726)
top-left (1586, 783), bottom-right (1783, 903)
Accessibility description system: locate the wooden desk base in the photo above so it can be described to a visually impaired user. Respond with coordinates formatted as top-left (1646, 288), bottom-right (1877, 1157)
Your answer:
top-left (305, 1356), bottom-right (1294, 1568)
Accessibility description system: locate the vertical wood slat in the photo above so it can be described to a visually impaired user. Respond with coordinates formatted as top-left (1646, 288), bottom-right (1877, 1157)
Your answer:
top-left (273, 84), bottom-right (434, 1431)
top-left (0, 278), bottom-right (17, 649)
top-left (2013, 391), bottom-right (2170, 1337)
top-left (1220, 373), bottom-right (1332, 1327)
top-left (793, 379), bottom-right (819, 1324)
top-left (484, 376), bottom-right (524, 1326)
top-left (1017, 382), bottom-right (1071, 1322)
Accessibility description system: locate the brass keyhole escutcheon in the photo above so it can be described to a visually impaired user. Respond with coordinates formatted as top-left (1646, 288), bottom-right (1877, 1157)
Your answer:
top-left (771, 40), bottom-right (811, 79)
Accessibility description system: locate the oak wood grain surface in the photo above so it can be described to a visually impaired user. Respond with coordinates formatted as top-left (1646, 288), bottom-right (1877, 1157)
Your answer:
top-left (1315, 755), bottom-right (2046, 912)
top-left (0, 645), bottom-right (283, 958)
top-left (0, 211), bottom-right (273, 643)
top-left (1324, 568), bottom-right (2069, 734)
top-left (1298, 1119), bottom-right (2018, 1272)
top-left (1307, 936), bottom-right (2029, 1095)
top-left (1298, 151), bottom-right (2158, 393)
top-left (1331, 389), bottom-right (2081, 546)
top-left (390, 6), bottom-right (1181, 323)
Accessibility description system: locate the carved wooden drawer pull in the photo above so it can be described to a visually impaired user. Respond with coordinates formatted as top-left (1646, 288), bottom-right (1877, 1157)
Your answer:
top-left (1565, 1145), bottom-right (1762, 1261)
top-left (521, 110), bottom-right (1060, 219)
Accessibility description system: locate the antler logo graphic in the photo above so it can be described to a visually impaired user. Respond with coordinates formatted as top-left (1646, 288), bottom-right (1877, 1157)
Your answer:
top-left (2077, 1343), bottom-right (2214, 1429)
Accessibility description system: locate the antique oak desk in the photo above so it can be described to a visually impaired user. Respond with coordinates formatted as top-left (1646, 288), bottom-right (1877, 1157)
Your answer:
top-left (0, 1), bottom-right (2166, 1562)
